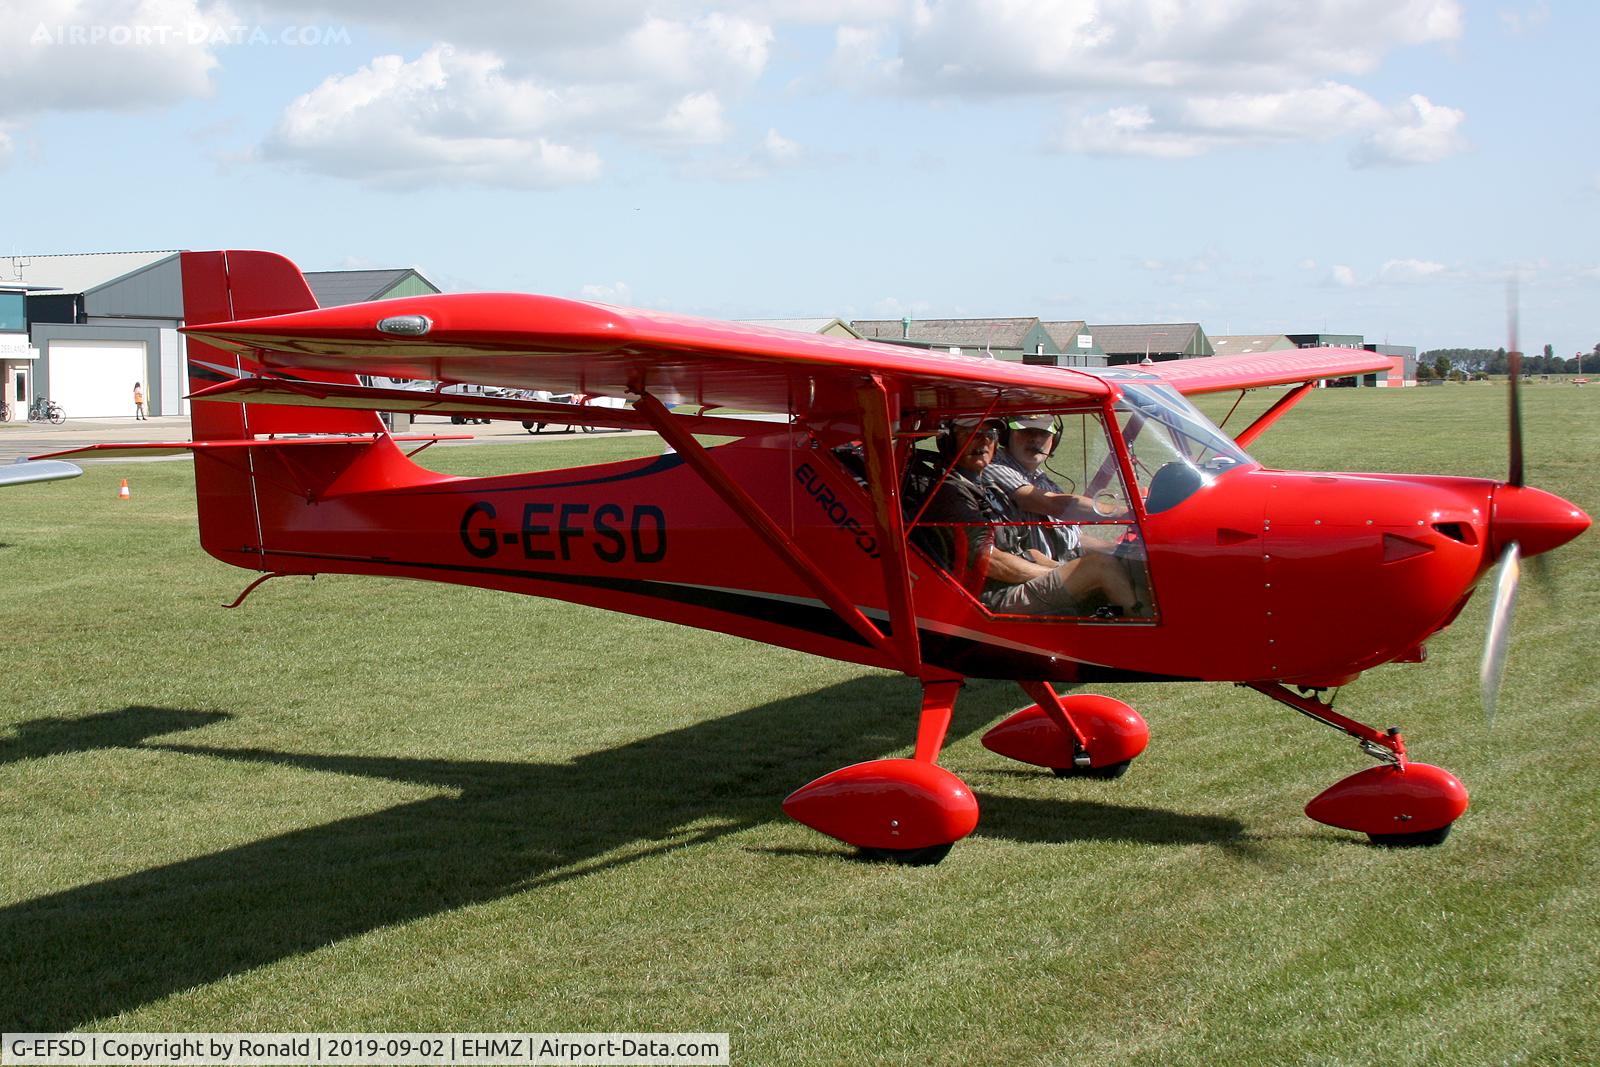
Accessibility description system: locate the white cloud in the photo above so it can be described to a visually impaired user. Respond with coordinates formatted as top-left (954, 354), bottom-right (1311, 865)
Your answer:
top-left (761, 127), bottom-right (802, 164)
top-left (1380, 258), bottom-right (1449, 282)
top-left (835, 0), bottom-right (1466, 166)
top-left (261, 9), bottom-right (773, 187)
top-left (869, 296), bottom-right (935, 319)
top-left (654, 92), bottom-right (730, 145)
top-left (580, 281), bottom-right (633, 305)
top-left (874, 0), bottom-right (1462, 95)
top-left (682, 127), bottom-right (805, 181)
top-left (1135, 250), bottom-right (1219, 284)
top-left (829, 24), bottom-right (900, 89)
top-left (1061, 82), bottom-right (1468, 163)
top-left (1330, 264), bottom-right (1361, 287)
top-left (1067, 105), bottom-right (1203, 158)
top-left (617, 14), bottom-right (770, 87)
top-left (1498, 2), bottom-right (1550, 35)
top-left (265, 46), bottom-right (604, 189)
top-left (1351, 94), bottom-right (1466, 166)
top-left (0, 0), bottom-right (236, 118)
top-left (0, 123), bottom-right (13, 168)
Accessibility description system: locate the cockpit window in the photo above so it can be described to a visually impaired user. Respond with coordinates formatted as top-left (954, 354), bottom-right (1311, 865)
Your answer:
top-left (1114, 383), bottom-right (1253, 514)
top-left (901, 410), bottom-right (1155, 621)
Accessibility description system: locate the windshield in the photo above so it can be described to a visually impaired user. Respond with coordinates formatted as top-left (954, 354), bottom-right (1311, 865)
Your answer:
top-left (1114, 382), bottom-right (1253, 514)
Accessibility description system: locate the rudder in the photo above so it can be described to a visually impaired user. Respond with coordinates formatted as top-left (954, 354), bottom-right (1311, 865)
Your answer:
top-left (180, 250), bottom-right (387, 570)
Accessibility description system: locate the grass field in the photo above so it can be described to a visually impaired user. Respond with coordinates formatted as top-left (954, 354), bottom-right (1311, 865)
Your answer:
top-left (2, 384), bottom-right (1596, 1064)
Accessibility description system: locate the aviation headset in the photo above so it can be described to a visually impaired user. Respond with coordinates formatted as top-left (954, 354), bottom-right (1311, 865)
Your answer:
top-left (935, 418), bottom-right (1002, 461)
top-left (999, 413), bottom-right (1066, 458)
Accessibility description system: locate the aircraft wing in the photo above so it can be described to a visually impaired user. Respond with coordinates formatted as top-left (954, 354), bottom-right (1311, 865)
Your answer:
top-left (1133, 347), bottom-right (1396, 395)
top-left (182, 293), bottom-right (1113, 421)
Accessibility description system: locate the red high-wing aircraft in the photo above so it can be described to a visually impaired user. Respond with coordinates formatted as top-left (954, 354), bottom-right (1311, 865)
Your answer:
top-left (42, 251), bottom-right (1590, 864)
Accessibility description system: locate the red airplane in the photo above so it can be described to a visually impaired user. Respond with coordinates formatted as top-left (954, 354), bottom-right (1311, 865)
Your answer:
top-left (42, 251), bottom-right (1590, 864)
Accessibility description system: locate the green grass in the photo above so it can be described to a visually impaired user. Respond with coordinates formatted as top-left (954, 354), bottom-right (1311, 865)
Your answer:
top-left (2, 386), bottom-right (1597, 1064)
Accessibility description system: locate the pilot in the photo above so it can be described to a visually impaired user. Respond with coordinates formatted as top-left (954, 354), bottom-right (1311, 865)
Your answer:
top-left (921, 417), bottom-right (1138, 617)
top-left (981, 413), bottom-right (1104, 561)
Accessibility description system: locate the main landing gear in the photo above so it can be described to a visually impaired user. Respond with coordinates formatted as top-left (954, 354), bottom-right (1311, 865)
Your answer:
top-left (782, 680), bottom-right (1149, 864)
top-left (1248, 683), bottom-right (1468, 847)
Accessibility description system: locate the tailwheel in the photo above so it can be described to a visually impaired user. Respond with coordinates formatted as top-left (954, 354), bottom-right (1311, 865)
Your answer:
top-left (859, 842), bottom-right (955, 866)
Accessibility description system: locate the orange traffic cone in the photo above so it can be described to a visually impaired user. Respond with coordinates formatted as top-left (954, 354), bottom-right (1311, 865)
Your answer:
top-left (118, 479), bottom-right (130, 501)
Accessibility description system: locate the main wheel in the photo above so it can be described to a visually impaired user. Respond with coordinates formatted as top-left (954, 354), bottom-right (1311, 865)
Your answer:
top-left (1368, 824), bottom-right (1452, 848)
top-left (859, 842), bottom-right (954, 866)
top-left (1051, 759), bottom-right (1132, 780)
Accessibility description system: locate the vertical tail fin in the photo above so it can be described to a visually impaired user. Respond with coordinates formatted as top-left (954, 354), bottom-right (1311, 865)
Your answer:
top-left (181, 251), bottom-right (383, 438)
top-left (180, 250), bottom-right (388, 570)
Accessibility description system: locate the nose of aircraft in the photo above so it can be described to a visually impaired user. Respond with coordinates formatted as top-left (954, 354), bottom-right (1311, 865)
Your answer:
top-left (1490, 485), bottom-right (1591, 559)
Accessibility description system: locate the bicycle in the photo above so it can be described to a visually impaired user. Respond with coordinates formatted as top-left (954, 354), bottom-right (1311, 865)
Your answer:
top-left (28, 396), bottom-right (65, 424)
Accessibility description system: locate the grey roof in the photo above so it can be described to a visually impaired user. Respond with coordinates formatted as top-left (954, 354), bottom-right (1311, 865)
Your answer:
top-left (739, 317), bottom-right (860, 337)
top-left (3, 251), bottom-right (181, 294)
top-left (851, 317), bottom-right (1040, 348)
top-left (1211, 334), bottom-right (1294, 355)
top-left (1039, 320), bottom-right (1089, 350)
top-left (304, 269), bottom-right (419, 307)
top-left (1087, 323), bottom-right (1204, 355)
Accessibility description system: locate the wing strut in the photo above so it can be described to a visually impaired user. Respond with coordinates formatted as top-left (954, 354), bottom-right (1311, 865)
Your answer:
top-left (855, 375), bottom-right (922, 674)
top-left (1234, 381), bottom-right (1315, 449)
top-left (632, 392), bottom-right (902, 665)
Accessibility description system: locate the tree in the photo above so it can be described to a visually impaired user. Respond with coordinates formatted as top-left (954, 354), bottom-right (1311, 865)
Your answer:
top-left (1416, 361), bottom-right (1434, 381)
top-left (1434, 355), bottom-right (1451, 379)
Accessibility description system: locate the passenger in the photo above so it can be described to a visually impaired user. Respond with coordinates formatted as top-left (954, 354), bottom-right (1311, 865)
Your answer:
top-left (920, 417), bottom-right (1139, 617)
top-left (981, 414), bottom-right (1104, 561)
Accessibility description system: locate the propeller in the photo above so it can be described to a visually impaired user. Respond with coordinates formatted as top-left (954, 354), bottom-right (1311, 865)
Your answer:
top-left (1479, 541), bottom-right (1520, 727)
top-left (1505, 279), bottom-right (1524, 489)
top-left (1480, 281), bottom-right (1524, 724)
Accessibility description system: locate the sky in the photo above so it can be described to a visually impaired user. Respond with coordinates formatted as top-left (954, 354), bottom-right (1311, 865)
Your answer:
top-left (0, 0), bottom-right (1594, 358)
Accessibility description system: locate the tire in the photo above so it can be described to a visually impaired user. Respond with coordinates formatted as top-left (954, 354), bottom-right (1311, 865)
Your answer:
top-left (1051, 759), bottom-right (1132, 780)
top-left (859, 842), bottom-right (954, 866)
top-left (1367, 824), bottom-right (1452, 848)
top-left (49, 408), bottom-right (64, 424)
top-left (450, 415), bottom-right (464, 425)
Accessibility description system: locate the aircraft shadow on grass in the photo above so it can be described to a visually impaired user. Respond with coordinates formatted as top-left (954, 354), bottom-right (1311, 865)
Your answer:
top-left (1, 680), bottom-right (1243, 1030)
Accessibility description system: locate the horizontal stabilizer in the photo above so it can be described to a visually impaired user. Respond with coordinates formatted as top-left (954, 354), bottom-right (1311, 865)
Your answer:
top-left (32, 434), bottom-right (470, 462)
top-left (190, 377), bottom-right (787, 438)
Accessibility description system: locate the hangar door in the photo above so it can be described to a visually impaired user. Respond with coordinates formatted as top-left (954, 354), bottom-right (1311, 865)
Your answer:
top-left (48, 339), bottom-right (147, 418)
